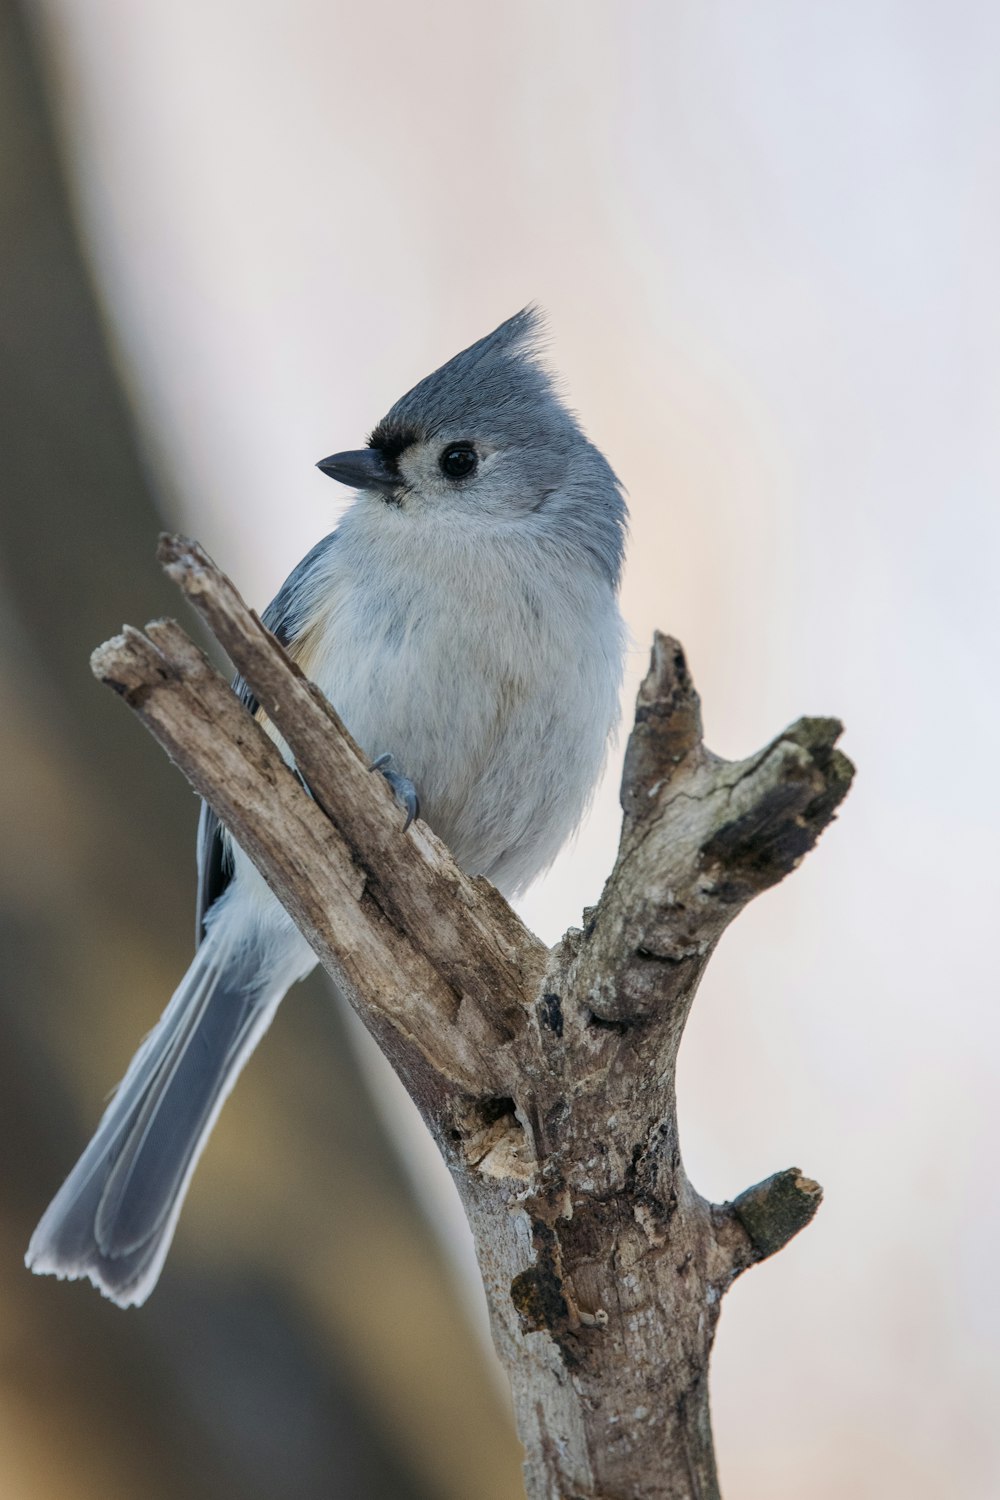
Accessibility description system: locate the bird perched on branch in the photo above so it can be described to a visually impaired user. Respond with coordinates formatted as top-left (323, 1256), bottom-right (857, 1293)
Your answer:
top-left (27, 307), bottom-right (628, 1306)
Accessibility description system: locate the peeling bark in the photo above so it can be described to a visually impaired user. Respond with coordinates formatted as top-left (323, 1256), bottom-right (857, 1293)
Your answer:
top-left (92, 536), bottom-right (854, 1499)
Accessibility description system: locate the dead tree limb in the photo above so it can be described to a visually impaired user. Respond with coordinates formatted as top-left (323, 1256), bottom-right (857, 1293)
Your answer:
top-left (91, 535), bottom-right (854, 1500)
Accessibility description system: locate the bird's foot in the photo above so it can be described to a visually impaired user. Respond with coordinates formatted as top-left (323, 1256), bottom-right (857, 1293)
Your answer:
top-left (370, 753), bottom-right (420, 830)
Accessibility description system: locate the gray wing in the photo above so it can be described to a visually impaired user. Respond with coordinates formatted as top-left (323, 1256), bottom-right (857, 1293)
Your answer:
top-left (194, 529), bottom-right (339, 942)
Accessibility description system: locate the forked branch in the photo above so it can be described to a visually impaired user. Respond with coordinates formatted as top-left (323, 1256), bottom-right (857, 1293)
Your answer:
top-left (91, 536), bottom-right (853, 1499)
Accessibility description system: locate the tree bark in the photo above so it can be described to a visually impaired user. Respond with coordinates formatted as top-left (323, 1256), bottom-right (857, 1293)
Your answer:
top-left (93, 535), bottom-right (854, 1499)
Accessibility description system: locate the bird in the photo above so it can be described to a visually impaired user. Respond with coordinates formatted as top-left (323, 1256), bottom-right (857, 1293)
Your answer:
top-left (26, 307), bottom-right (628, 1307)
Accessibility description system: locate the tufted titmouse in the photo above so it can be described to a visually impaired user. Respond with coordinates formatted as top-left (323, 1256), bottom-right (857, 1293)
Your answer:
top-left (26, 308), bottom-right (628, 1306)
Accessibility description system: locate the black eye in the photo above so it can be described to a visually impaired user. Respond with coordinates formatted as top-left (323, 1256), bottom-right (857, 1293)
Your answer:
top-left (439, 444), bottom-right (478, 480)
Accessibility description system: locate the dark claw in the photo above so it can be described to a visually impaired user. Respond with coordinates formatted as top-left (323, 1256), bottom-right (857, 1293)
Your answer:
top-left (370, 754), bottom-right (420, 831)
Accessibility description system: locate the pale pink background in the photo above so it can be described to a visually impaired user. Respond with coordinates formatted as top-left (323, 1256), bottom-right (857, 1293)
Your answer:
top-left (33, 3), bottom-right (1000, 1494)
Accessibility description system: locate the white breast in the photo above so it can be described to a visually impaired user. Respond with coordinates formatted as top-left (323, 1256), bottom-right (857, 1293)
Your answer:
top-left (294, 498), bottom-right (625, 897)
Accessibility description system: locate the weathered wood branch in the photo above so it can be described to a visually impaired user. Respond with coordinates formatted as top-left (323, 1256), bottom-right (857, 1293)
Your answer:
top-left (92, 535), bottom-right (854, 1500)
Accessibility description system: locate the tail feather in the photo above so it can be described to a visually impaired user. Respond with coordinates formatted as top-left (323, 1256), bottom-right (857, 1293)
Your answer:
top-left (26, 904), bottom-right (301, 1307)
top-left (94, 940), bottom-right (250, 1258)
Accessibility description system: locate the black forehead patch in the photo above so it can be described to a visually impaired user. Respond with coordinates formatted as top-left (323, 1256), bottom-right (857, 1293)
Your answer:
top-left (367, 419), bottom-right (420, 466)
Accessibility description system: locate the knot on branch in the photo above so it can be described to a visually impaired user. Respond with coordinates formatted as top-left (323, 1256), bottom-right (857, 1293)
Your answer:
top-left (726, 1167), bottom-right (823, 1268)
top-left (449, 1095), bottom-right (534, 1183)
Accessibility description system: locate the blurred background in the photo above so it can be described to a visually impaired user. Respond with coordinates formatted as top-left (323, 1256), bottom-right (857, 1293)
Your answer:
top-left (2, 1), bottom-right (997, 1495)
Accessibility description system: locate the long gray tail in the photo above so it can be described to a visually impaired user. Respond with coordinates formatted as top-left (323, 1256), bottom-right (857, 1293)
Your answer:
top-left (27, 903), bottom-right (300, 1307)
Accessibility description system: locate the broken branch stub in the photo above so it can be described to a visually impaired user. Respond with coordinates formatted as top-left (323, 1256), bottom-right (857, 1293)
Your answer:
top-left (91, 536), bottom-right (853, 1500)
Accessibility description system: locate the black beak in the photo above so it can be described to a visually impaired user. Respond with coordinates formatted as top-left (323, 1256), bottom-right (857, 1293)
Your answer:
top-left (315, 448), bottom-right (398, 494)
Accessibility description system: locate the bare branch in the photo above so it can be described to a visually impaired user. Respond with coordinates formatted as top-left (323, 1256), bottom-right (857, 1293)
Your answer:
top-left (560, 636), bottom-right (852, 1033)
top-left (91, 539), bottom-right (854, 1500)
top-left (620, 631), bottom-right (704, 813)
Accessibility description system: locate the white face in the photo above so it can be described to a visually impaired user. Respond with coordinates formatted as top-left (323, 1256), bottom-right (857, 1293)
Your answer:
top-left (392, 435), bottom-right (505, 516)
top-left (389, 433), bottom-right (566, 523)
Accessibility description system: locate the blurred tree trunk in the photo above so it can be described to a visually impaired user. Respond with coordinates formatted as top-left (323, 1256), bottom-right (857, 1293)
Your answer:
top-left (0, 3), bottom-right (524, 1496)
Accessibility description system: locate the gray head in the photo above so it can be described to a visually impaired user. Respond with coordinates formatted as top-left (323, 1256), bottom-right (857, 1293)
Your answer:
top-left (317, 308), bottom-right (627, 587)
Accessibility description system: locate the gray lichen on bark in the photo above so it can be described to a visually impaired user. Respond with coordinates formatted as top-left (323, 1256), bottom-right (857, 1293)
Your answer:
top-left (92, 537), bottom-right (854, 1500)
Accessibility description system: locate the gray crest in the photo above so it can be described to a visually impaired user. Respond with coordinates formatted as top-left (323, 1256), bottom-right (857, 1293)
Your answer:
top-left (371, 306), bottom-right (570, 452)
